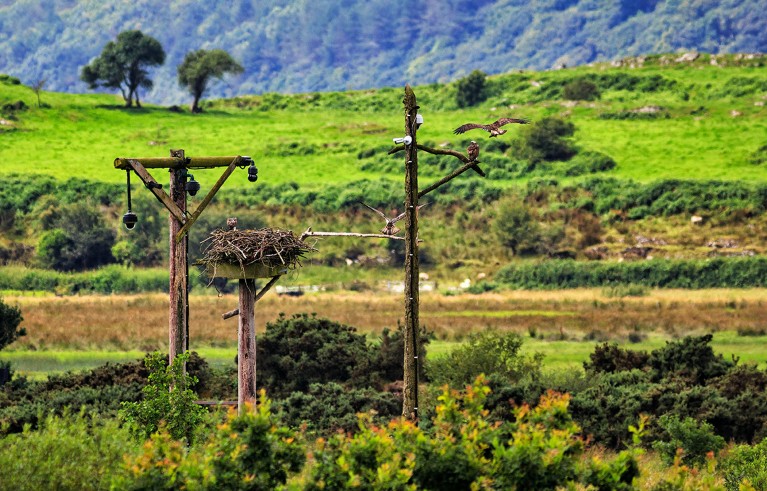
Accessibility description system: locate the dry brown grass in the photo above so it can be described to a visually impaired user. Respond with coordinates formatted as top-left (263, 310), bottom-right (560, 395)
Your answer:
top-left (7, 288), bottom-right (767, 349)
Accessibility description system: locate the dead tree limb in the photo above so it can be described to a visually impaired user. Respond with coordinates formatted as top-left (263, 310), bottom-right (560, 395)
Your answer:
top-left (388, 144), bottom-right (486, 177)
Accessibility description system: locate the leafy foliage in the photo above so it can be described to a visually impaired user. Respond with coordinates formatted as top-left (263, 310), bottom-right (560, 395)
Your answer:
top-left (306, 378), bottom-right (640, 490)
top-left (427, 330), bottom-right (543, 389)
top-left (563, 78), bottom-right (600, 101)
top-left (652, 414), bottom-right (726, 467)
top-left (177, 49), bottom-right (243, 112)
top-left (0, 297), bottom-right (24, 351)
top-left (80, 30), bottom-right (165, 107)
top-left (120, 351), bottom-right (207, 443)
top-left (117, 394), bottom-right (305, 490)
top-left (0, 410), bottom-right (135, 491)
top-left (720, 437), bottom-right (767, 491)
top-left (455, 70), bottom-right (487, 108)
top-left (515, 117), bottom-right (577, 162)
top-left (36, 201), bottom-right (116, 272)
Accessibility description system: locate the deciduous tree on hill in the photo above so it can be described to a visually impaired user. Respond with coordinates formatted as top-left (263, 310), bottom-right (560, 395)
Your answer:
top-left (80, 30), bottom-right (165, 108)
top-left (177, 49), bottom-right (243, 113)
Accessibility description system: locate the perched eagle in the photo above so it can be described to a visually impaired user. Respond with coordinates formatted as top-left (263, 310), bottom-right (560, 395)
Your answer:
top-left (453, 117), bottom-right (529, 137)
top-left (467, 141), bottom-right (479, 162)
top-left (359, 201), bottom-right (427, 236)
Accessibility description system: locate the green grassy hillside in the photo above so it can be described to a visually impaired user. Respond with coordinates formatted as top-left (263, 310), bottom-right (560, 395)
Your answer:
top-left (2, 54), bottom-right (766, 188)
top-left (2, 56), bottom-right (767, 284)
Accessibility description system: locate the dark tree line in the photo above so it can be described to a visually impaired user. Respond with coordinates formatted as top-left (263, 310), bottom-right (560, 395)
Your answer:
top-left (81, 30), bottom-right (242, 112)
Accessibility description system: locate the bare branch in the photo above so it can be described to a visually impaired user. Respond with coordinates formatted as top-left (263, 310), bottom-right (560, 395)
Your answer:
top-left (419, 160), bottom-right (487, 198)
top-left (301, 231), bottom-right (409, 241)
top-left (388, 143), bottom-right (485, 178)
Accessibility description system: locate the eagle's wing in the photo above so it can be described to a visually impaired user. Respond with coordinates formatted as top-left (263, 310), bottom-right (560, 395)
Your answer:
top-left (359, 201), bottom-right (388, 220)
top-left (453, 123), bottom-right (490, 135)
top-left (495, 117), bottom-right (530, 127)
top-left (392, 203), bottom-right (428, 224)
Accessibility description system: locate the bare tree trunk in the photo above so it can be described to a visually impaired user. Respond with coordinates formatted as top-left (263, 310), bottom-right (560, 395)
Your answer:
top-left (402, 85), bottom-right (420, 422)
top-left (238, 279), bottom-right (257, 413)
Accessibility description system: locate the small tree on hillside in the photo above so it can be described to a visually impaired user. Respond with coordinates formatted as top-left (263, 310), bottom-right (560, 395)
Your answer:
top-left (455, 69), bottom-right (488, 108)
top-left (81, 30), bottom-right (165, 108)
top-left (177, 49), bottom-right (243, 113)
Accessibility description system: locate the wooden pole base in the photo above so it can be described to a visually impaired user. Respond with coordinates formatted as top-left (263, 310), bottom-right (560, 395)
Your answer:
top-left (238, 278), bottom-right (257, 413)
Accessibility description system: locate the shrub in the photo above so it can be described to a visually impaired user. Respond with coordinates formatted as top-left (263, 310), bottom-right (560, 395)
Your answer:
top-left (455, 70), bottom-right (488, 108)
top-left (306, 378), bottom-right (640, 490)
top-left (652, 414), bottom-right (725, 467)
top-left (648, 334), bottom-right (734, 384)
top-left (492, 197), bottom-right (541, 255)
top-left (721, 437), bottom-right (767, 491)
top-left (119, 351), bottom-right (207, 443)
top-left (584, 343), bottom-right (650, 374)
top-left (515, 117), bottom-right (577, 163)
top-left (427, 331), bottom-right (543, 388)
top-left (276, 382), bottom-right (400, 434)
top-left (36, 201), bottom-right (116, 271)
top-left (0, 410), bottom-right (135, 491)
top-left (563, 78), bottom-right (600, 101)
top-left (0, 297), bottom-right (24, 350)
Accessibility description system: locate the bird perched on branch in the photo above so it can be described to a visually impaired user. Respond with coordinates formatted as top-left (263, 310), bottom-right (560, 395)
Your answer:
top-left (467, 141), bottom-right (479, 161)
top-left (453, 117), bottom-right (529, 138)
top-left (359, 201), bottom-right (427, 236)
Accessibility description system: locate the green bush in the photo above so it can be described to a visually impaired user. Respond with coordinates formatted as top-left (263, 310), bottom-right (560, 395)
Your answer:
top-left (0, 410), bottom-right (135, 491)
top-left (0, 359), bottom-right (147, 435)
top-left (492, 197), bottom-right (541, 255)
top-left (0, 297), bottom-right (24, 351)
top-left (35, 201), bottom-right (116, 272)
top-left (721, 437), bottom-right (767, 491)
top-left (276, 382), bottom-right (400, 434)
top-left (119, 351), bottom-right (207, 443)
top-left (305, 378), bottom-right (640, 490)
top-left (515, 117), bottom-right (577, 163)
top-left (427, 331), bottom-right (543, 388)
top-left (117, 394), bottom-right (305, 490)
top-left (258, 313), bottom-right (421, 398)
top-left (652, 414), bottom-right (725, 467)
top-left (455, 70), bottom-right (488, 108)
top-left (563, 78), bottom-right (601, 101)
top-left (495, 257), bottom-right (767, 289)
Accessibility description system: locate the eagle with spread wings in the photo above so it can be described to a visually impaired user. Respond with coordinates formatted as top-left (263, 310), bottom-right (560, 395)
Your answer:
top-left (453, 117), bottom-right (529, 138)
top-left (359, 201), bottom-right (427, 236)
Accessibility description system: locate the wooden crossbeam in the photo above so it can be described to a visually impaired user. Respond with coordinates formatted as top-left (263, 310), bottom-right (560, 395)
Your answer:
top-left (115, 156), bottom-right (243, 170)
top-left (127, 159), bottom-right (186, 223)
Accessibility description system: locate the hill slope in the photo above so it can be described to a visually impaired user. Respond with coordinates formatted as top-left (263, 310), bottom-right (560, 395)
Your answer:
top-left (1, 0), bottom-right (765, 105)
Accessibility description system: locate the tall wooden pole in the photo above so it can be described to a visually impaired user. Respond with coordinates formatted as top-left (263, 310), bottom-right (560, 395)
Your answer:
top-left (403, 85), bottom-right (420, 421)
top-left (238, 279), bottom-right (257, 413)
top-left (168, 150), bottom-right (188, 364)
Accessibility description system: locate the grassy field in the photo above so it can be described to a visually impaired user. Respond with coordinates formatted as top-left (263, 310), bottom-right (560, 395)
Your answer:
top-left (3, 288), bottom-right (767, 378)
top-left (2, 57), bottom-right (767, 190)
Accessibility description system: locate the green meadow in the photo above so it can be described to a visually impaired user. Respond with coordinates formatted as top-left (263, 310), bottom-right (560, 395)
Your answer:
top-left (2, 55), bottom-right (767, 190)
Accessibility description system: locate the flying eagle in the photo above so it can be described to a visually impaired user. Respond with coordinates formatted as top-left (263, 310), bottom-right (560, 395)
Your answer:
top-left (453, 117), bottom-right (529, 138)
top-left (359, 201), bottom-right (427, 236)
top-left (467, 141), bottom-right (479, 162)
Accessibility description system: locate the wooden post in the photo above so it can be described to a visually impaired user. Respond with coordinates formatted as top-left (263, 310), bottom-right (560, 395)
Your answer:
top-left (402, 85), bottom-right (420, 422)
top-left (238, 279), bottom-right (257, 413)
top-left (168, 150), bottom-right (188, 364)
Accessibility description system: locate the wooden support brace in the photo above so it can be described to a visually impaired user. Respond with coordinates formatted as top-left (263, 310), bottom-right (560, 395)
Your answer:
top-left (222, 275), bottom-right (282, 320)
top-left (127, 159), bottom-right (187, 223)
top-left (175, 156), bottom-right (242, 243)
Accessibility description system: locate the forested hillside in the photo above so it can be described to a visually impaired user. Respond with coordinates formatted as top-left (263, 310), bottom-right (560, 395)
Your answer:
top-left (1, 0), bottom-right (765, 105)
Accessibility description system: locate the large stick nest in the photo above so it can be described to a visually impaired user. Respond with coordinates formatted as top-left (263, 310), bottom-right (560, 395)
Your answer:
top-left (200, 228), bottom-right (316, 271)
